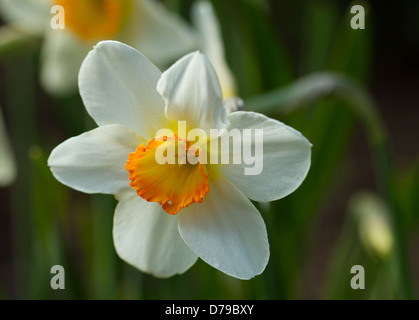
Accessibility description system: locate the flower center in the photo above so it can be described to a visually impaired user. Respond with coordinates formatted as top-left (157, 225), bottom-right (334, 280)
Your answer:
top-left (54, 0), bottom-right (132, 40)
top-left (126, 135), bottom-right (209, 215)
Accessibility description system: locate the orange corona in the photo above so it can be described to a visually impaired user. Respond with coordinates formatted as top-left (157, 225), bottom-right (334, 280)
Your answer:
top-left (126, 135), bottom-right (209, 215)
top-left (54, 0), bottom-right (132, 40)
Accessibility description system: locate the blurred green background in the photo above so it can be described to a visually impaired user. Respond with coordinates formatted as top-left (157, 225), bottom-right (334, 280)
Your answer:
top-left (0, 0), bottom-right (418, 299)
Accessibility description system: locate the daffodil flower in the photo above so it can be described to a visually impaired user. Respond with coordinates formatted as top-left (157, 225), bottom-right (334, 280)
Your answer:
top-left (0, 0), bottom-right (197, 95)
top-left (48, 41), bottom-right (312, 279)
top-left (0, 107), bottom-right (16, 187)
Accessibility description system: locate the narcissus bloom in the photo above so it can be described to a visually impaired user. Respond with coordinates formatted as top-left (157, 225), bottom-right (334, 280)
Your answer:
top-left (48, 41), bottom-right (312, 279)
top-left (0, 0), bottom-right (197, 95)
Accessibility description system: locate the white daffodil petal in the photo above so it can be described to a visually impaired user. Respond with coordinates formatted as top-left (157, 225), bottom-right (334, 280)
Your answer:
top-left (0, 108), bottom-right (16, 187)
top-left (122, 0), bottom-right (198, 68)
top-left (217, 111), bottom-right (312, 202)
top-left (178, 174), bottom-right (269, 280)
top-left (191, 1), bottom-right (237, 99)
top-left (0, 0), bottom-right (50, 35)
top-left (48, 124), bottom-right (143, 195)
top-left (157, 52), bottom-right (229, 132)
top-left (79, 41), bottom-right (169, 139)
top-left (41, 28), bottom-right (91, 96)
top-left (113, 189), bottom-right (198, 278)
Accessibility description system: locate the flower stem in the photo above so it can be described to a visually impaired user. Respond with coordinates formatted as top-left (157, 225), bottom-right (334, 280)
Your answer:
top-left (245, 72), bottom-right (414, 299)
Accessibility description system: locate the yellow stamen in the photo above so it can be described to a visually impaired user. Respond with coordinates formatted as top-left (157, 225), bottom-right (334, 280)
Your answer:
top-left (54, 0), bottom-right (132, 40)
top-left (126, 135), bottom-right (209, 215)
